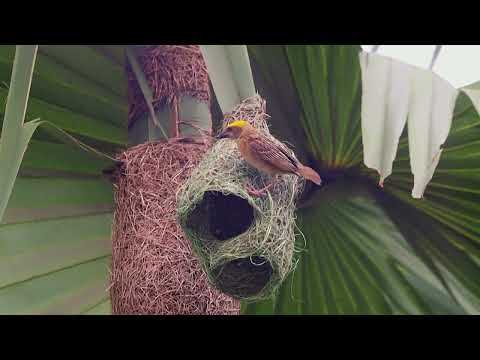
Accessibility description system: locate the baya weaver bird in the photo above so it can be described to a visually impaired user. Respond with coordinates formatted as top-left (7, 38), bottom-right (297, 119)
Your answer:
top-left (216, 120), bottom-right (322, 197)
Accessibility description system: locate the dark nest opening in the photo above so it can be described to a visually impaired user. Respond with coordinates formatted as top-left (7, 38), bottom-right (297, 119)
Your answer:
top-left (212, 257), bottom-right (273, 298)
top-left (186, 191), bottom-right (255, 241)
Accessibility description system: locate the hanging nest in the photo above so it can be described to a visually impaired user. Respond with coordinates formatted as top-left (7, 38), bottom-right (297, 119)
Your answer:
top-left (127, 45), bottom-right (210, 127)
top-left (110, 44), bottom-right (239, 314)
top-left (177, 95), bottom-right (305, 301)
top-left (110, 139), bottom-right (240, 314)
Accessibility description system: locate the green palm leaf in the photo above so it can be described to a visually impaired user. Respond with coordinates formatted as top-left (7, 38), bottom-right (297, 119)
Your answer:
top-left (243, 45), bottom-right (480, 314)
top-left (2, 44), bottom-right (478, 315)
top-left (0, 45), bottom-right (128, 315)
top-left (379, 89), bottom-right (480, 312)
top-left (284, 45), bottom-right (363, 168)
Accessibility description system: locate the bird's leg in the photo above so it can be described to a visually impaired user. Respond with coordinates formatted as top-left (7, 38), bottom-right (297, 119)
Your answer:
top-left (245, 176), bottom-right (279, 198)
top-left (246, 182), bottom-right (274, 197)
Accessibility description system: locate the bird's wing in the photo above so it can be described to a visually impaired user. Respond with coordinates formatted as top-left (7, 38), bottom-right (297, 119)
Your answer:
top-left (248, 134), bottom-right (300, 174)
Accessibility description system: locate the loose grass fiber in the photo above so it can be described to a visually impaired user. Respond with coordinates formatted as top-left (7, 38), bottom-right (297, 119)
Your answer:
top-left (177, 95), bottom-right (305, 301)
top-left (110, 139), bottom-right (240, 314)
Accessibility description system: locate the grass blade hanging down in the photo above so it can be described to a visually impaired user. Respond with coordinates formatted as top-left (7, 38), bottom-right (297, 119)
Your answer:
top-left (359, 51), bottom-right (412, 186)
top-left (200, 45), bottom-right (256, 114)
top-left (408, 69), bottom-right (459, 198)
top-left (125, 46), bottom-right (168, 140)
top-left (0, 46), bottom-right (38, 221)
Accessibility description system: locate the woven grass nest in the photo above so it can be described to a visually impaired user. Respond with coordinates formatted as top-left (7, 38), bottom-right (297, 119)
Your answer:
top-left (110, 45), bottom-right (241, 314)
top-left (177, 95), bottom-right (305, 301)
top-left (110, 139), bottom-right (240, 314)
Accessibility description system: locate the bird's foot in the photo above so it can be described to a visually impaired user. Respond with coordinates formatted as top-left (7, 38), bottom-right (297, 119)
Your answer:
top-left (245, 181), bottom-right (274, 198)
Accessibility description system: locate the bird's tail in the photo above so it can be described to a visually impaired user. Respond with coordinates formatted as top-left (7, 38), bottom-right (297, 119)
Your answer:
top-left (297, 165), bottom-right (322, 185)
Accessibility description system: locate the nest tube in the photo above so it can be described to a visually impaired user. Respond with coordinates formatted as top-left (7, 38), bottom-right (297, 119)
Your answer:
top-left (110, 45), bottom-right (240, 314)
top-left (177, 95), bottom-right (304, 301)
top-left (110, 140), bottom-right (241, 314)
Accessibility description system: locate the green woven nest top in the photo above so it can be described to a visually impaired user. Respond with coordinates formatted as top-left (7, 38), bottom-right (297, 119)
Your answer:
top-left (177, 95), bottom-right (305, 301)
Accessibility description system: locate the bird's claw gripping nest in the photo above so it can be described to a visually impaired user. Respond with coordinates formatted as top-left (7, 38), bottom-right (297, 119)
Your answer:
top-left (245, 180), bottom-right (274, 198)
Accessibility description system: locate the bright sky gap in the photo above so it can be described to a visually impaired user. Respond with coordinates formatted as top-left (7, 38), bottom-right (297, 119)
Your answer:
top-left (361, 45), bottom-right (480, 89)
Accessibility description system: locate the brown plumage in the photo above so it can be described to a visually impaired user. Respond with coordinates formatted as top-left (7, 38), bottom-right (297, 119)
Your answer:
top-left (217, 120), bottom-right (321, 195)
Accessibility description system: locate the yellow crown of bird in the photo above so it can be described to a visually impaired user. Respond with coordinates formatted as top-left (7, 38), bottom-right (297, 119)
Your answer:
top-left (226, 120), bottom-right (248, 129)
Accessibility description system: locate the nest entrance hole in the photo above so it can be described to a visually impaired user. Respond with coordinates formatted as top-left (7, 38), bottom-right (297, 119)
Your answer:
top-left (186, 191), bottom-right (254, 241)
top-left (212, 256), bottom-right (273, 298)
